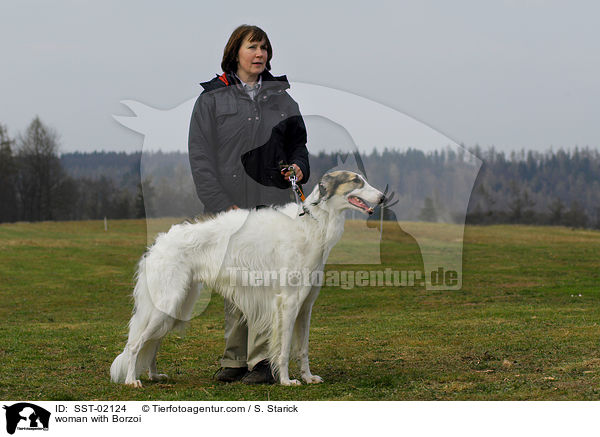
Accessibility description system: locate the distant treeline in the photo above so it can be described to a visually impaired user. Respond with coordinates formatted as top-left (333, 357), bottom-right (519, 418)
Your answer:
top-left (1, 117), bottom-right (599, 228)
top-left (467, 147), bottom-right (600, 228)
top-left (0, 118), bottom-right (143, 222)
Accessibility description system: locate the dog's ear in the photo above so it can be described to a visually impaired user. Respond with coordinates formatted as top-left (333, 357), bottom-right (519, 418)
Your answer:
top-left (318, 182), bottom-right (327, 199)
top-left (314, 174), bottom-right (333, 204)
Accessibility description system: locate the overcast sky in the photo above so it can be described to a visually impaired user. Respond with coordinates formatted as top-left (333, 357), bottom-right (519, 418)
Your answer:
top-left (1, 0), bottom-right (599, 154)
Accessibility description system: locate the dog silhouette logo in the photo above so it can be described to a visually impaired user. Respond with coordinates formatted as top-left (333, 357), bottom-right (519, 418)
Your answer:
top-left (114, 82), bottom-right (481, 291)
top-left (3, 403), bottom-right (50, 434)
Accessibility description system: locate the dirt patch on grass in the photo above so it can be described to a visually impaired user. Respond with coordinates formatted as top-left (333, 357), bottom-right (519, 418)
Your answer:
top-left (499, 281), bottom-right (541, 289)
top-left (0, 239), bottom-right (80, 248)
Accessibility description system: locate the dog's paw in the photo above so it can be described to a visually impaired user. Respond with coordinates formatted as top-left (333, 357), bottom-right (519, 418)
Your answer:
top-left (125, 379), bottom-right (143, 388)
top-left (280, 379), bottom-right (301, 386)
top-left (149, 373), bottom-right (169, 382)
top-left (303, 374), bottom-right (323, 384)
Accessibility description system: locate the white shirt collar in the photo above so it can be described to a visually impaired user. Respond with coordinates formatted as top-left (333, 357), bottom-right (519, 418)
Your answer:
top-left (233, 73), bottom-right (262, 89)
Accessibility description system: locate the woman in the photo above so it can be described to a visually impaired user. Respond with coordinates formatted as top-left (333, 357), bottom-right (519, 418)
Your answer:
top-left (188, 25), bottom-right (310, 384)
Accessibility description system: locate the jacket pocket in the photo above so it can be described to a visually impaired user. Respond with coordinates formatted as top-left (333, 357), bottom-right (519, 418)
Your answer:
top-left (215, 99), bottom-right (241, 144)
top-left (215, 100), bottom-right (237, 117)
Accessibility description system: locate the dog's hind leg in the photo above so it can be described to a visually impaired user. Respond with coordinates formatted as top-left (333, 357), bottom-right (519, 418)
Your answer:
top-left (293, 286), bottom-right (323, 384)
top-left (125, 312), bottom-right (173, 388)
top-left (147, 339), bottom-right (168, 382)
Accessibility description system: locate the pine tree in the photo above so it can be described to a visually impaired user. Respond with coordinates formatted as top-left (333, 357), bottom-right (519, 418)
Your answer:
top-left (419, 197), bottom-right (437, 222)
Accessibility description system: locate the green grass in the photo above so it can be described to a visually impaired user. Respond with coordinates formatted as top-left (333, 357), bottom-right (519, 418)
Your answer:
top-left (1, 219), bottom-right (599, 400)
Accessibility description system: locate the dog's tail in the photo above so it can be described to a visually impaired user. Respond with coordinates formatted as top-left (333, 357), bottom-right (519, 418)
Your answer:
top-left (110, 255), bottom-right (172, 383)
top-left (110, 350), bottom-right (129, 384)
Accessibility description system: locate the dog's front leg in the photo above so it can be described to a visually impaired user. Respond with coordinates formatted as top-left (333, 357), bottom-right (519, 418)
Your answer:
top-left (294, 289), bottom-right (323, 384)
top-left (277, 297), bottom-right (301, 386)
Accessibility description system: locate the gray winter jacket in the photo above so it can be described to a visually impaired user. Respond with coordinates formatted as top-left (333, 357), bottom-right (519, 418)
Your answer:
top-left (188, 70), bottom-right (310, 213)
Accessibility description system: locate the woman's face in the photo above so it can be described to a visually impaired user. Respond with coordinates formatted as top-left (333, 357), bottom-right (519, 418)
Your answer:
top-left (236, 36), bottom-right (268, 82)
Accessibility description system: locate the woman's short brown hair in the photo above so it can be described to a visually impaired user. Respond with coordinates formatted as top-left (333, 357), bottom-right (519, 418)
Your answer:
top-left (221, 25), bottom-right (272, 73)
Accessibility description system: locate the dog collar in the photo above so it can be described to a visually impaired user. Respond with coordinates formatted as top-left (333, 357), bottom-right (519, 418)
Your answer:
top-left (299, 206), bottom-right (318, 221)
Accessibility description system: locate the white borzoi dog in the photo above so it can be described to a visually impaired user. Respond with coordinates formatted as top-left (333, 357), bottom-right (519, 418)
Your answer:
top-left (110, 170), bottom-right (384, 386)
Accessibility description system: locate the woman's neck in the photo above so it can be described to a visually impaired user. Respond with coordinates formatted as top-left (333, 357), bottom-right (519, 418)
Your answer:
top-left (236, 69), bottom-right (258, 86)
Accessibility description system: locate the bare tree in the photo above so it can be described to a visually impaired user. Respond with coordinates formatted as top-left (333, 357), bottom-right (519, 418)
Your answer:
top-left (0, 124), bottom-right (18, 222)
top-left (15, 117), bottom-right (65, 221)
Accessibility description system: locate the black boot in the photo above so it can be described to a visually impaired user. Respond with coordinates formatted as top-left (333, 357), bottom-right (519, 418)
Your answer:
top-left (241, 360), bottom-right (275, 385)
top-left (214, 366), bottom-right (248, 383)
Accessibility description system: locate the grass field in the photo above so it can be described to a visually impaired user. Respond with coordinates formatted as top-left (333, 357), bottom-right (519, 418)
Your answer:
top-left (1, 218), bottom-right (599, 400)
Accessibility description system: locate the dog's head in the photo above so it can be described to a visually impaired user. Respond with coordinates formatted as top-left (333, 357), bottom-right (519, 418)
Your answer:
top-left (313, 171), bottom-right (385, 215)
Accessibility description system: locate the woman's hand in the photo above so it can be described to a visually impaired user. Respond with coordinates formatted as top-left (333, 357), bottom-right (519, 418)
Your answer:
top-left (282, 164), bottom-right (303, 182)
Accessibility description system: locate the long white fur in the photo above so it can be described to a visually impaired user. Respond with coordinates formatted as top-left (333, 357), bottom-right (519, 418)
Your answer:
top-left (110, 171), bottom-right (384, 386)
